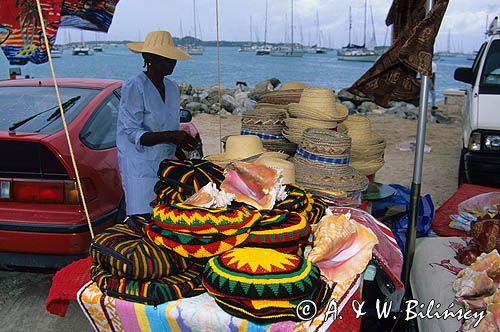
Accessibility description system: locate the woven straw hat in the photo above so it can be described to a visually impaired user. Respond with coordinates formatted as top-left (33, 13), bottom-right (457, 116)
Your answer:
top-left (206, 135), bottom-right (288, 167)
top-left (293, 128), bottom-right (368, 193)
top-left (255, 156), bottom-right (296, 184)
top-left (350, 158), bottom-right (385, 176)
top-left (343, 115), bottom-right (384, 145)
top-left (127, 30), bottom-right (191, 60)
top-left (259, 89), bottom-right (303, 105)
top-left (288, 88), bottom-right (348, 120)
top-left (255, 103), bottom-right (289, 110)
top-left (280, 82), bottom-right (308, 90)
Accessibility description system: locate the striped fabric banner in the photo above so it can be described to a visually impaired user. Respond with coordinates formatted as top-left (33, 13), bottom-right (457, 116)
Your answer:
top-left (240, 130), bottom-right (285, 140)
top-left (296, 147), bottom-right (350, 165)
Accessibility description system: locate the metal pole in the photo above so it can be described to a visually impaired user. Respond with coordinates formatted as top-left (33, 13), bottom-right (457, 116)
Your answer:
top-left (401, 0), bottom-right (434, 292)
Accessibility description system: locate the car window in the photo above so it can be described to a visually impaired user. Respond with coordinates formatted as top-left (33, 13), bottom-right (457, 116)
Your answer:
top-left (0, 86), bottom-right (100, 134)
top-left (80, 93), bottom-right (120, 150)
top-left (472, 42), bottom-right (487, 81)
top-left (480, 40), bottom-right (500, 93)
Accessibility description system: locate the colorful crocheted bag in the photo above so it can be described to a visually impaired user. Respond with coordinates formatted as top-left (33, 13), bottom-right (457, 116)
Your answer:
top-left (91, 261), bottom-right (205, 305)
top-left (152, 203), bottom-right (261, 236)
top-left (146, 224), bottom-right (251, 259)
top-left (244, 210), bottom-right (311, 253)
top-left (152, 159), bottom-right (225, 206)
top-left (212, 278), bottom-right (333, 323)
top-left (90, 224), bottom-right (189, 280)
top-left (202, 247), bottom-right (323, 301)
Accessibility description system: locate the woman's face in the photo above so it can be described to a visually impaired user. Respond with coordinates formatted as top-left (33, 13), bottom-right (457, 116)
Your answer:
top-left (146, 53), bottom-right (177, 76)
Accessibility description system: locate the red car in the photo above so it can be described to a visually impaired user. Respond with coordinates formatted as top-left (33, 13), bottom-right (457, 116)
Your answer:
top-left (0, 78), bottom-right (201, 268)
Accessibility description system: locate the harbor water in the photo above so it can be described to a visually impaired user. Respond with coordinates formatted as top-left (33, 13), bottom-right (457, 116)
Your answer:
top-left (0, 46), bottom-right (473, 100)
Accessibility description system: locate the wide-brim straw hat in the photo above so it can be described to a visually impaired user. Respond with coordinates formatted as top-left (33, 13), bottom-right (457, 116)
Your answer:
top-left (259, 89), bottom-right (303, 105)
top-left (288, 102), bottom-right (348, 122)
top-left (284, 117), bottom-right (337, 130)
top-left (127, 30), bottom-right (191, 60)
top-left (206, 135), bottom-right (288, 167)
top-left (255, 103), bottom-right (289, 110)
top-left (280, 82), bottom-right (308, 90)
top-left (241, 108), bottom-right (287, 135)
top-left (350, 158), bottom-right (385, 176)
top-left (343, 115), bottom-right (385, 145)
top-left (283, 125), bottom-right (348, 145)
top-left (255, 156), bottom-right (296, 184)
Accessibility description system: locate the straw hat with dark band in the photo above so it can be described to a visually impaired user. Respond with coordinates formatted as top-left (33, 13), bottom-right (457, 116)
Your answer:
top-left (127, 30), bottom-right (191, 60)
top-left (259, 89), bottom-right (304, 105)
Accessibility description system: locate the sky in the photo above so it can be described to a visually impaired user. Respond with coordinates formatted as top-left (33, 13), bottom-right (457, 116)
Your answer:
top-left (61, 0), bottom-right (500, 53)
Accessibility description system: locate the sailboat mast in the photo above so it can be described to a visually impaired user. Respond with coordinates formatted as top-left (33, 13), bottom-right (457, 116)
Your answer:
top-left (316, 11), bottom-right (320, 46)
top-left (363, 0), bottom-right (367, 47)
top-left (264, 0), bottom-right (268, 45)
top-left (193, 0), bottom-right (197, 39)
top-left (370, 4), bottom-right (376, 47)
top-left (291, 0), bottom-right (294, 52)
top-left (348, 6), bottom-right (352, 47)
top-left (250, 16), bottom-right (253, 43)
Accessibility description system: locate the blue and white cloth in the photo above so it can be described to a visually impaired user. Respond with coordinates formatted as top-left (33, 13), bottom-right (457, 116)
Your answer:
top-left (116, 72), bottom-right (180, 215)
top-left (295, 147), bottom-right (350, 165)
top-left (240, 130), bottom-right (284, 140)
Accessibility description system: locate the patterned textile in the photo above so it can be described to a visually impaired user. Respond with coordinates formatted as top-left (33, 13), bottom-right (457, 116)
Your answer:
top-left (240, 130), bottom-right (285, 140)
top-left (152, 159), bottom-right (225, 206)
top-left (245, 210), bottom-right (311, 253)
top-left (212, 279), bottom-right (333, 323)
top-left (146, 223), bottom-right (251, 259)
top-left (349, 0), bottom-right (449, 107)
top-left (273, 184), bottom-right (327, 224)
top-left (90, 261), bottom-right (205, 305)
top-left (203, 248), bottom-right (323, 300)
top-left (90, 224), bottom-right (189, 280)
top-left (386, 0), bottom-right (426, 43)
top-left (59, 0), bottom-right (120, 32)
top-left (151, 203), bottom-right (261, 236)
top-left (296, 147), bottom-right (350, 165)
top-left (0, 0), bottom-right (63, 65)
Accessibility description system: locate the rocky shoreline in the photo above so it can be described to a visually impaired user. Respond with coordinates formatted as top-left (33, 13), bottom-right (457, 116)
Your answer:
top-left (179, 78), bottom-right (462, 124)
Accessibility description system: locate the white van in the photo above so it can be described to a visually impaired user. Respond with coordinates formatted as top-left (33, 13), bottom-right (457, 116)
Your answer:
top-left (455, 17), bottom-right (500, 187)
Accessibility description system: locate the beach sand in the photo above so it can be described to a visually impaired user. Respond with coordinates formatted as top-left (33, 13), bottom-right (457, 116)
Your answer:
top-left (0, 111), bottom-right (462, 331)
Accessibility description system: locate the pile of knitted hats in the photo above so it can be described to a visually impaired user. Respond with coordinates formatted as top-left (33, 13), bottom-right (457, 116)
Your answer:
top-left (284, 87), bottom-right (349, 145)
top-left (342, 115), bottom-right (385, 176)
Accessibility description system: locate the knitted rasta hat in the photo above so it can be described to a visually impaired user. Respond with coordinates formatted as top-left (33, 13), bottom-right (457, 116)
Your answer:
top-left (151, 203), bottom-right (261, 236)
top-left (244, 210), bottom-right (311, 253)
top-left (212, 278), bottom-right (333, 323)
top-left (146, 224), bottom-right (252, 259)
top-left (90, 224), bottom-right (189, 280)
top-left (273, 184), bottom-right (328, 224)
top-left (91, 261), bottom-right (205, 305)
top-left (202, 247), bottom-right (323, 301)
top-left (152, 159), bottom-right (225, 206)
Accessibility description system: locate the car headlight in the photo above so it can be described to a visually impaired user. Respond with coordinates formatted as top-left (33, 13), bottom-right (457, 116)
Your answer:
top-left (468, 132), bottom-right (482, 151)
top-left (485, 135), bottom-right (500, 150)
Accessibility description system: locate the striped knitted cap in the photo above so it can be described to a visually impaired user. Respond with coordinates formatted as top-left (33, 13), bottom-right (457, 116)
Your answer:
top-left (152, 203), bottom-right (261, 236)
top-left (152, 159), bottom-right (225, 206)
top-left (273, 184), bottom-right (327, 224)
top-left (245, 210), bottom-right (310, 253)
top-left (91, 261), bottom-right (205, 305)
top-left (203, 248), bottom-right (323, 300)
top-left (90, 224), bottom-right (189, 280)
top-left (212, 278), bottom-right (333, 323)
top-left (146, 224), bottom-right (251, 259)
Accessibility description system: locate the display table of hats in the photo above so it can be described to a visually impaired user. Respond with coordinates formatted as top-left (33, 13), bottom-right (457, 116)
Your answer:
top-left (76, 160), bottom-right (391, 332)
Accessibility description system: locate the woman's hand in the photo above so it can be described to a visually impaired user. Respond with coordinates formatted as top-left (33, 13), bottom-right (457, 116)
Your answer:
top-left (167, 130), bottom-right (199, 151)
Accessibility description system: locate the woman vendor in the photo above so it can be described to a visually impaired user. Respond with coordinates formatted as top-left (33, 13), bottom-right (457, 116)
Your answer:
top-left (116, 30), bottom-right (198, 217)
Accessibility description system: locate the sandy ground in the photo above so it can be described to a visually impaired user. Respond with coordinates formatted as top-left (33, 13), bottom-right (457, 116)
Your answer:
top-left (0, 110), bottom-right (462, 331)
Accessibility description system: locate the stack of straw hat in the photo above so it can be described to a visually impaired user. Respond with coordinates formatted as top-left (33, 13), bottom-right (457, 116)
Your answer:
top-left (342, 115), bottom-right (385, 176)
top-left (239, 107), bottom-right (297, 154)
top-left (284, 87), bottom-right (349, 144)
top-left (293, 128), bottom-right (369, 198)
top-left (258, 89), bottom-right (304, 105)
top-left (280, 82), bottom-right (308, 90)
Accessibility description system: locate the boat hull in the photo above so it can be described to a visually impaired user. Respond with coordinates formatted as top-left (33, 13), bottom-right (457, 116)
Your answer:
top-left (270, 50), bottom-right (305, 57)
top-left (337, 54), bottom-right (378, 62)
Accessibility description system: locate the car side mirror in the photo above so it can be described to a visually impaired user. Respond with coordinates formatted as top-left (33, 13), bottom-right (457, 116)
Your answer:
top-left (180, 109), bottom-right (192, 123)
top-left (454, 67), bottom-right (474, 84)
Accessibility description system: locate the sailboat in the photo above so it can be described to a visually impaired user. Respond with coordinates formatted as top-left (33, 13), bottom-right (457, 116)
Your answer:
top-left (183, 0), bottom-right (204, 55)
top-left (337, 1), bottom-right (378, 62)
top-left (72, 31), bottom-right (93, 55)
top-left (256, 0), bottom-right (271, 55)
top-left (437, 30), bottom-right (457, 58)
top-left (306, 11), bottom-right (328, 54)
top-left (239, 16), bottom-right (257, 52)
top-left (270, 0), bottom-right (305, 57)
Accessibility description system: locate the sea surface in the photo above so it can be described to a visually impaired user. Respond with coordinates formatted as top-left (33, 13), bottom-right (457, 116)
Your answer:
top-left (0, 46), bottom-right (473, 100)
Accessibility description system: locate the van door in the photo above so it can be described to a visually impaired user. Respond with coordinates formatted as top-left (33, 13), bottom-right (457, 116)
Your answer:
top-left (477, 39), bottom-right (500, 130)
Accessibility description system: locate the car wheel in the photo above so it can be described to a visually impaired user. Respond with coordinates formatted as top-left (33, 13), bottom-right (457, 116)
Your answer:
top-left (458, 150), bottom-right (467, 185)
top-left (115, 197), bottom-right (126, 224)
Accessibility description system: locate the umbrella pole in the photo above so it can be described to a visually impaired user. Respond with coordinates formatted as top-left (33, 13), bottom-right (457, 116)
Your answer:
top-left (401, 0), bottom-right (435, 292)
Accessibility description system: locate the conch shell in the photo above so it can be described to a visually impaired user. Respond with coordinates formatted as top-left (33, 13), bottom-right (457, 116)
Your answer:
top-left (220, 162), bottom-right (285, 210)
top-left (183, 182), bottom-right (234, 209)
top-left (308, 214), bottom-right (378, 284)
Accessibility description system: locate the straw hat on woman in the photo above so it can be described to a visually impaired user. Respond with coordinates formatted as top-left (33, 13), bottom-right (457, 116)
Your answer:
top-left (116, 30), bottom-right (198, 217)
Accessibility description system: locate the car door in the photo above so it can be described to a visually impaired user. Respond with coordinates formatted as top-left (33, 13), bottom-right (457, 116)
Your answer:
top-left (477, 39), bottom-right (500, 130)
top-left (79, 90), bottom-right (123, 216)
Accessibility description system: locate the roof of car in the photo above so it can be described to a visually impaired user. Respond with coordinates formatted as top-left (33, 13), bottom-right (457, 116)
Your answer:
top-left (0, 78), bottom-right (122, 89)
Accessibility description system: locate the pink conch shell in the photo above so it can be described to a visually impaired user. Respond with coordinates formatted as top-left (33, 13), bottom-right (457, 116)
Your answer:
top-left (220, 162), bottom-right (283, 210)
top-left (488, 303), bottom-right (500, 330)
top-left (465, 250), bottom-right (500, 281)
top-left (308, 214), bottom-right (378, 284)
top-left (453, 269), bottom-right (496, 299)
top-left (183, 183), bottom-right (234, 209)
